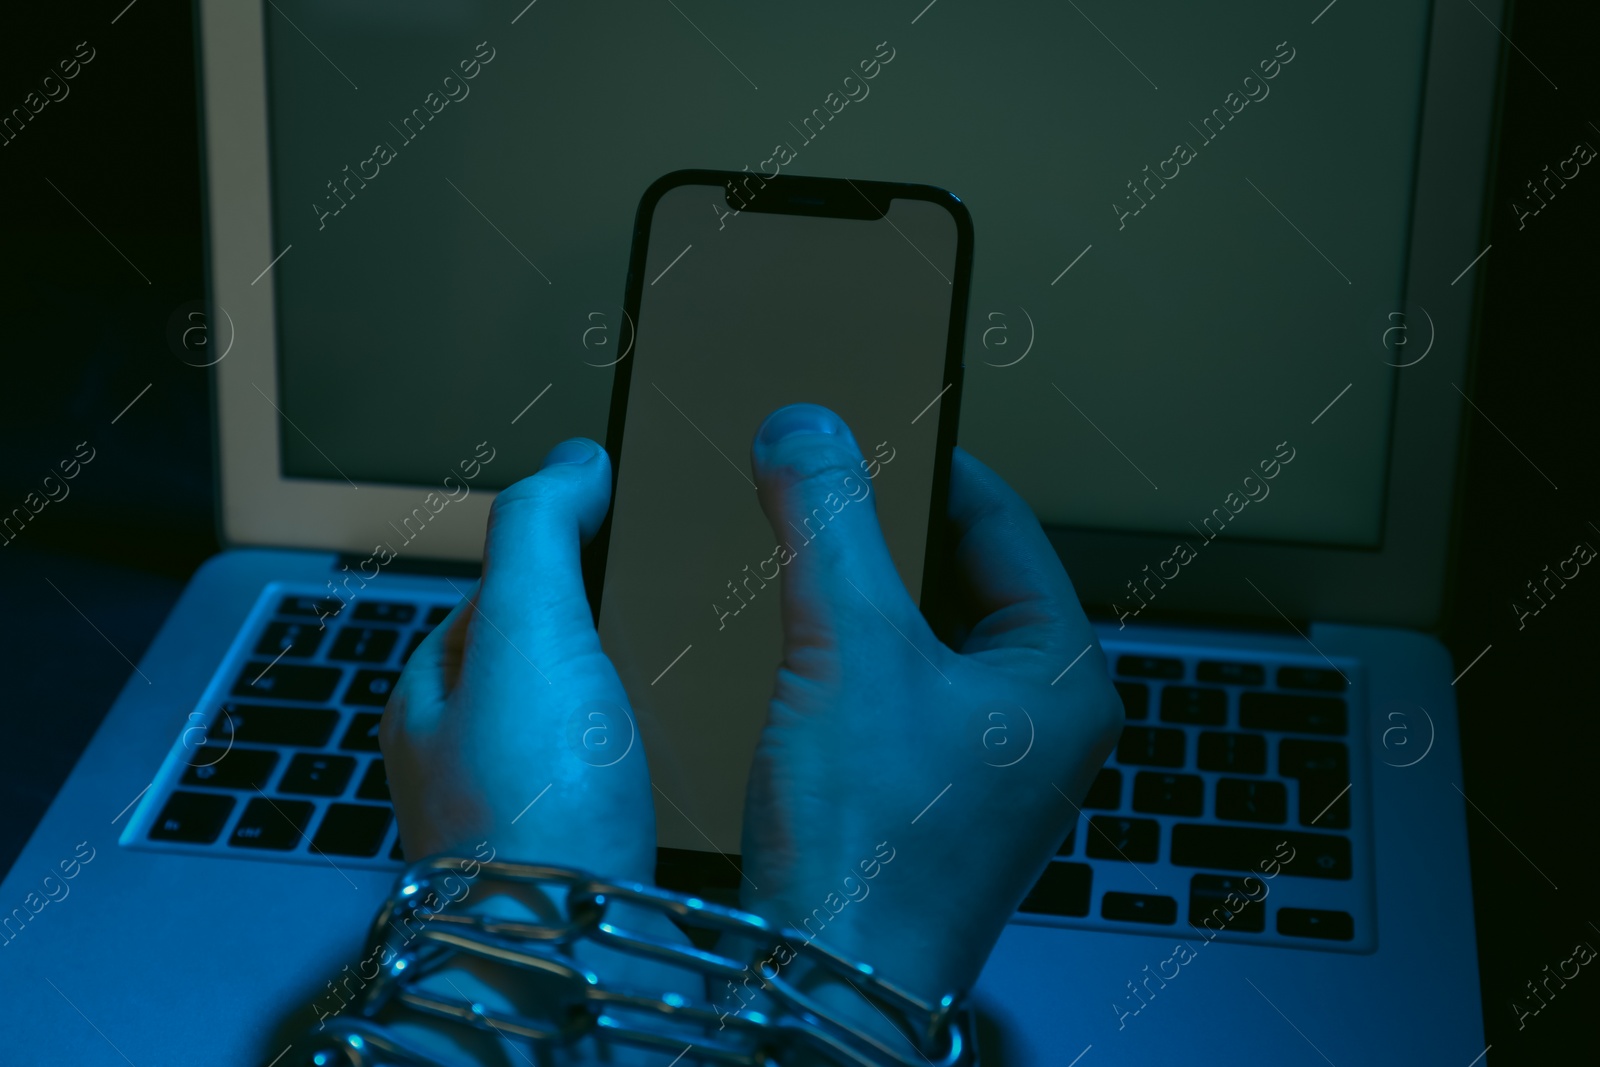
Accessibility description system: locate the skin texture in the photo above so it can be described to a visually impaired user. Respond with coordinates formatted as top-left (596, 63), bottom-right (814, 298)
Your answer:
top-left (734, 405), bottom-right (1124, 1047)
top-left (380, 439), bottom-right (689, 1065)
top-left (383, 437), bottom-right (657, 881)
top-left (377, 407), bottom-right (1123, 1063)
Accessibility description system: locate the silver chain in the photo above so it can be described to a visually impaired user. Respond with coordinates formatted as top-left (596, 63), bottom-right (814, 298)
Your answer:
top-left (288, 855), bottom-right (973, 1067)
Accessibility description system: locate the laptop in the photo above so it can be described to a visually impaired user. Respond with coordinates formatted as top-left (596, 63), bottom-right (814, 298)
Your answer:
top-left (0, 0), bottom-right (1498, 1063)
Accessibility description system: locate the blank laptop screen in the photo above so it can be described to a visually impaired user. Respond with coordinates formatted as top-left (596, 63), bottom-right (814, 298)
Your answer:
top-left (262, 0), bottom-right (1431, 549)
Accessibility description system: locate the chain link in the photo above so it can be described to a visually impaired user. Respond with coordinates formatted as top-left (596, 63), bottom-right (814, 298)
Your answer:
top-left (287, 856), bottom-right (971, 1067)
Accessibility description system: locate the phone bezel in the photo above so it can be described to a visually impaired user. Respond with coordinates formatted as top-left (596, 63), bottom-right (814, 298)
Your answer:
top-left (584, 169), bottom-right (975, 633)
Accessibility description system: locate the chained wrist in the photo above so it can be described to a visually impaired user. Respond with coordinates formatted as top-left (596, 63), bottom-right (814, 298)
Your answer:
top-left (289, 854), bottom-right (973, 1067)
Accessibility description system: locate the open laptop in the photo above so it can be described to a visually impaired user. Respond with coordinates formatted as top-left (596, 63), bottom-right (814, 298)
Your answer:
top-left (0, 0), bottom-right (1499, 1063)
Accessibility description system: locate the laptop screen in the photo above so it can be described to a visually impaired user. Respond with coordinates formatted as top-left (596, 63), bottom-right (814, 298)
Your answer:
top-left (263, 0), bottom-right (1429, 550)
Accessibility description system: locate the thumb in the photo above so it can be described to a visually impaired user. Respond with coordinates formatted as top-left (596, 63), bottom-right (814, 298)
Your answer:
top-left (471, 438), bottom-right (611, 671)
top-left (749, 404), bottom-right (926, 671)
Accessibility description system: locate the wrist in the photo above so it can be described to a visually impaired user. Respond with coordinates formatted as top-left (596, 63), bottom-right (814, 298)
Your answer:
top-left (375, 861), bottom-right (700, 1066)
top-left (713, 920), bottom-right (960, 1065)
top-left (791, 964), bottom-right (929, 1064)
top-left (739, 893), bottom-right (964, 1009)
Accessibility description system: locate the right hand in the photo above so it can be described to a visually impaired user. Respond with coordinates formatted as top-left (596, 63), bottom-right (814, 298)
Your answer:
top-left (738, 403), bottom-right (1124, 1014)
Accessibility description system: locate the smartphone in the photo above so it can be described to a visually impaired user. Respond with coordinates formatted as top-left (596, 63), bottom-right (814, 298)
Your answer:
top-left (589, 169), bottom-right (973, 873)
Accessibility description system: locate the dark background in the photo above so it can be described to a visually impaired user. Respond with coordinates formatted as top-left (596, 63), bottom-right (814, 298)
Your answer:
top-left (0, 2), bottom-right (1594, 1062)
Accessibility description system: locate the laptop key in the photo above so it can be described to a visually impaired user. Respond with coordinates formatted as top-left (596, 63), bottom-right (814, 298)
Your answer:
top-left (1215, 779), bottom-right (1288, 823)
top-left (254, 621), bottom-right (324, 658)
top-left (1188, 873), bottom-right (1266, 933)
top-left (148, 791), bottom-right (236, 844)
top-left (329, 626), bottom-right (400, 664)
top-left (1117, 726), bottom-right (1186, 768)
top-left (1299, 773), bottom-right (1352, 828)
top-left (1102, 891), bottom-right (1176, 925)
top-left (1132, 772), bottom-right (1203, 816)
top-left (390, 838), bottom-right (405, 862)
top-left (344, 670), bottom-right (401, 707)
top-left (425, 604), bottom-right (454, 627)
top-left (210, 703), bottom-right (337, 747)
top-left (1277, 666), bottom-right (1348, 692)
top-left (180, 748), bottom-right (279, 791)
top-left (1114, 681), bottom-right (1149, 721)
top-left (1239, 693), bottom-right (1347, 735)
top-left (232, 662), bottom-right (342, 702)
top-left (312, 804), bottom-right (393, 857)
top-left (353, 601), bottom-right (417, 625)
top-left (1280, 739), bottom-right (1348, 778)
top-left (357, 759), bottom-right (391, 801)
top-left (1083, 768), bottom-right (1123, 810)
top-left (1019, 861), bottom-right (1092, 917)
top-left (1197, 731), bottom-right (1266, 774)
top-left (229, 797), bottom-right (314, 850)
top-left (1085, 816), bottom-right (1160, 863)
top-left (1117, 655), bottom-right (1184, 680)
top-left (1277, 907), bottom-right (1354, 940)
top-left (278, 595), bottom-right (344, 620)
top-left (1170, 826), bottom-right (1351, 879)
top-left (1197, 660), bottom-right (1264, 686)
top-left (1159, 686), bottom-right (1227, 726)
top-left (278, 753), bottom-right (357, 796)
top-left (340, 712), bottom-right (384, 752)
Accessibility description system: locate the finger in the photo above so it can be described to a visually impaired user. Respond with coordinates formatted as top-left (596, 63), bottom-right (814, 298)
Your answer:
top-left (380, 580), bottom-right (477, 746)
top-left (945, 446), bottom-right (1096, 665)
top-left (748, 403), bottom-right (927, 666)
top-left (471, 438), bottom-right (610, 672)
top-left (398, 581), bottom-right (477, 699)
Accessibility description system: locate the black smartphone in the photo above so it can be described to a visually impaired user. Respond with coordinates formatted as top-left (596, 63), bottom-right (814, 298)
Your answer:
top-left (587, 169), bottom-right (973, 876)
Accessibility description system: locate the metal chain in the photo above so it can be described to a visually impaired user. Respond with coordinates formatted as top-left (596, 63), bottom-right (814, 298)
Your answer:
top-left (288, 856), bottom-right (972, 1067)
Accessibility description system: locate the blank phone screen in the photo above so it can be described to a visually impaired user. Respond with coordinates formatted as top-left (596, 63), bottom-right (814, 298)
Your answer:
top-left (596, 180), bottom-right (960, 854)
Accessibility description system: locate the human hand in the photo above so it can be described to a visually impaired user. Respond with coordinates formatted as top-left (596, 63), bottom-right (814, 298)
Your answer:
top-left (382, 437), bottom-right (656, 880)
top-left (737, 404), bottom-right (1123, 1013)
top-left (378, 438), bottom-right (686, 1065)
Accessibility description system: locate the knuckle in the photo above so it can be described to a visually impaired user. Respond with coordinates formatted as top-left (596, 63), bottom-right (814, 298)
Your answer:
top-left (488, 471), bottom-right (565, 524)
top-left (775, 446), bottom-right (869, 503)
top-left (1047, 655), bottom-right (1124, 746)
top-left (376, 676), bottom-right (412, 754)
top-left (376, 707), bottom-right (398, 755)
top-left (1083, 671), bottom-right (1127, 742)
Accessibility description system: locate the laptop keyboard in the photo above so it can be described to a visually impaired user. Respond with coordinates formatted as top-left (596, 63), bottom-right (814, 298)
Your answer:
top-left (129, 586), bottom-right (1373, 952)
top-left (127, 584), bottom-right (461, 871)
top-left (1014, 645), bottom-right (1374, 954)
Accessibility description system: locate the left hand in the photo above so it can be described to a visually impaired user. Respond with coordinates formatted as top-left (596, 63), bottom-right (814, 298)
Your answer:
top-left (382, 437), bottom-right (655, 879)
top-left (378, 437), bottom-right (684, 1065)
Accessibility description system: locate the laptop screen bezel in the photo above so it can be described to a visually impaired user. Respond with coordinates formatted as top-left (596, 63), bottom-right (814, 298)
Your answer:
top-left (197, 0), bottom-right (1505, 631)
